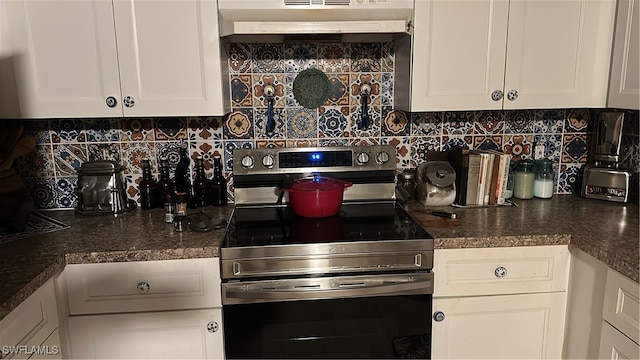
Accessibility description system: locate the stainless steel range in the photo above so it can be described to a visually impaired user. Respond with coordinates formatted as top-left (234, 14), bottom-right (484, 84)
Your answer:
top-left (221, 145), bottom-right (434, 359)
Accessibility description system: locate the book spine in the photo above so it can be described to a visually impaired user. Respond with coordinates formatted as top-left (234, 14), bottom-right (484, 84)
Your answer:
top-left (497, 154), bottom-right (512, 205)
top-left (483, 154), bottom-right (495, 205)
top-left (465, 154), bottom-right (482, 206)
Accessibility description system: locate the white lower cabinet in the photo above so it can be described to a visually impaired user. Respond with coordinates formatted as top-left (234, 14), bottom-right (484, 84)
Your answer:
top-left (598, 321), bottom-right (640, 359)
top-left (68, 309), bottom-right (223, 359)
top-left (431, 246), bottom-right (570, 359)
top-left (432, 292), bottom-right (567, 359)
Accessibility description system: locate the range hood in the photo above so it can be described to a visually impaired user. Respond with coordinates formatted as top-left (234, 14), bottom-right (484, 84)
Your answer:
top-left (217, 0), bottom-right (414, 37)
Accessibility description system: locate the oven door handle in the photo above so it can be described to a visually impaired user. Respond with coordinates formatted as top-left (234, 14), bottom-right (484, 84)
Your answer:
top-left (222, 273), bottom-right (433, 305)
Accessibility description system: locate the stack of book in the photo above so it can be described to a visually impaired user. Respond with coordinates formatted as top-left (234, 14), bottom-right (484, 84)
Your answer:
top-left (448, 147), bottom-right (512, 206)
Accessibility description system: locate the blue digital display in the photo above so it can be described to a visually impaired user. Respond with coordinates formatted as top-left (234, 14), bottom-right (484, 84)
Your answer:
top-left (310, 153), bottom-right (322, 162)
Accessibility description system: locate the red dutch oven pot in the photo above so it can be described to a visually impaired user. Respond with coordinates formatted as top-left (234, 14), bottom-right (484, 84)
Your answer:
top-left (284, 175), bottom-right (352, 218)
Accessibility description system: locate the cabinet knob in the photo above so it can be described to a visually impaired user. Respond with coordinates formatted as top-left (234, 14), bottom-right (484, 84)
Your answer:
top-left (123, 96), bottom-right (136, 108)
top-left (491, 90), bottom-right (503, 101)
top-left (433, 311), bottom-right (445, 322)
top-left (506, 90), bottom-right (518, 101)
top-left (207, 321), bottom-right (219, 333)
top-left (494, 266), bottom-right (508, 278)
top-left (136, 281), bottom-right (150, 294)
top-left (105, 96), bottom-right (118, 108)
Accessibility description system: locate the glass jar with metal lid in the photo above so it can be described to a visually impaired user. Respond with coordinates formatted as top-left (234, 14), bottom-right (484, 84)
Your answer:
top-left (397, 169), bottom-right (417, 199)
top-left (512, 159), bottom-right (535, 199)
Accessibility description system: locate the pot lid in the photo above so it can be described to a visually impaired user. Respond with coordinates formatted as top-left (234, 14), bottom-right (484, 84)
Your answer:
top-left (421, 161), bottom-right (456, 187)
top-left (293, 69), bottom-right (331, 109)
top-left (290, 175), bottom-right (348, 191)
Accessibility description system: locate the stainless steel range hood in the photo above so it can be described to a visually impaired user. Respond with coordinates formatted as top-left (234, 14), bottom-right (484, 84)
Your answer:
top-left (217, 0), bottom-right (414, 37)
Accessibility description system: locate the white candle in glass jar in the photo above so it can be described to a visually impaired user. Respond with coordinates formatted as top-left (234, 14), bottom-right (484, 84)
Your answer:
top-left (534, 179), bottom-right (554, 198)
top-left (513, 171), bottom-right (535, 199)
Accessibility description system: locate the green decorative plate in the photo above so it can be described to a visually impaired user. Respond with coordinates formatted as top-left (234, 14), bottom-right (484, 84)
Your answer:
top-left (293, 68), bottom-right (331, 109)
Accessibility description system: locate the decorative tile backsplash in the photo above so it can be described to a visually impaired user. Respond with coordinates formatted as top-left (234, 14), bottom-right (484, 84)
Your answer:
top-left (4, 41), bottom-right (639, 209)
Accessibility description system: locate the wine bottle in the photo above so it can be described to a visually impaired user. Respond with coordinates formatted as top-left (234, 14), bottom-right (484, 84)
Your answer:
top-left (156, 157), bottom-right (175, 208)
top-left (174, 141), bottom-right (196, 208)
top-left (193, 156), bottom-right (210, 208)
top-left (139, 158), bottom-right (158, 209)
top-left (210, 155), bottom-right (227, 206)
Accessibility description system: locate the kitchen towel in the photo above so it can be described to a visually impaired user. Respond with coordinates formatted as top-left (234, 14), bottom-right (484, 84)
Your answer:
top-left (0, 211), bottom-right (69, 246)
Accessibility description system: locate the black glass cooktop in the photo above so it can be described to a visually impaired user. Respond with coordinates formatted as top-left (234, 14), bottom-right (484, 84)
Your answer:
top-left (221, 201), bottom-right (433, 248)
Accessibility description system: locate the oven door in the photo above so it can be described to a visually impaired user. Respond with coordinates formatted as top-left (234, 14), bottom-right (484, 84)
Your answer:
top-left (222, 273), bottom-right (433, 359)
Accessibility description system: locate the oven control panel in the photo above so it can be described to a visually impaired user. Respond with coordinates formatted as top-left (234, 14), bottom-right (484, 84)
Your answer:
top-left (233, 145), bottom-right (396, 175)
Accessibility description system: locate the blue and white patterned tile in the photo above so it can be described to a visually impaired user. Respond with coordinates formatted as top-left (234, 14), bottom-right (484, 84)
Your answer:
top-left (411, 112), bottom-right (442, 137)
top-left (52, 143), bottom-right (87, 177)
top-left (381, 42), bottom-right (395, 72)
top-left (326, 74), bottom-right (349, 106)
top-left (187, 117), bottom-right (223, 142)
top-left (120, 142), bottom-right (156, 174)
top-left (473, 136), bottom-right (502, 152)
top-left (23, 119), bottom-right (51, 144)
top-left (474, 110), bottom-right (505, 135)
top-left (254, 108), bottom-right (286, 139)
top-left (565, 109), bottom-right (590, 132)
top-left (230, 74), bottom-right (253, 107)
top-left (318, 106), bottom-right (348, 138)
top-left (410, 136), bottom-right (441, 167)
top-left (318, 138), bottom-right (350, 147)
top-left (381, 72), bottom-right (394, 107)
top-left (285, 73), bottom-right (298, 107)
top-left (562, 134), bottom-right (589, 163)
top-left (224, 140), bottom-right (254, 172)
top-left (533, 134), bottom-right (562, 163)
top-left (24, 178), bottom-right (57, 209)
top-left (16, 144), bottom-right (55, 178)
top-left (381, 136), bottom-right (411, 169)
top-left (55, 177), bottom-right (77, 209)
top-left (287, 108), bottom-right (318, 139)
top-left (224, 109), bottom-right (254, 140)
top-left (442, 135), bottom-right (473, 151)
top-left (84, 118), bottom-right (120, 142)
top-left (284, 43), bottom-right (317, 73)
top-left (253, 43), bottom-right (285, 73)
top-left (317, 43), bottom-right (350, 73)
top-left (348, 104), bottom-right (380, 138)
top-left (51, 119), bottom-right (85, 143)
top-left (228, 43), bottom-right (252, 74)
top-left (154, 118), bottom-right (188, 141)
top-left (443, 111), bottom-right (474, 135)
top-left (87, 143), bottom-right (121, 162)
top-left (558, 164), bottom-right (583, 194)
top-left (505, 110), bottom-right (534, 134)
top-left (532, 109), bottom-right (565, 134)
top-left (382, 108), bottom-right (409, 137)
top-left (256, 140), bottom-right (287, 148)
top-left (351, 43), bottom-right (381, 72)
top-left (155, 141), bottom-right (183, 171)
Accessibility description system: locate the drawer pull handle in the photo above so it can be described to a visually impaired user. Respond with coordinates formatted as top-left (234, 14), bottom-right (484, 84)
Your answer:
top-left (433, 311), bottom-right (445, 322)
top-left (494, 266), bottom-right (507, 278)
top-left (137, 281), bottom-right (150, 294)
top-left (207, 321), bottom-right (219, 333)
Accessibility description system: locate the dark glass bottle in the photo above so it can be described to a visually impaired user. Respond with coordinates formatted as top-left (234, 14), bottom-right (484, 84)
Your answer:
top-left (156, 157), bottom-right (175, 208)
top-left (193, 156), bottom-right (210, 208)
top-left (210, 155), bottom-right (227, 206)
top-left (139, 158), bottom-right (158, 209)
top-left (174, 141), bottom-right (196, 208)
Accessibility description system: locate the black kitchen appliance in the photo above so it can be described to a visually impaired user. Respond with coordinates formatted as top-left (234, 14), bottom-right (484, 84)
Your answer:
top-left (581, 112), bottom-right (632, 202)
top-left (220, 145), bottom-right (434, 359)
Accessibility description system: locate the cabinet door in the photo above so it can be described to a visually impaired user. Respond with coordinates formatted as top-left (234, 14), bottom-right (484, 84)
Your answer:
top-left (2, 0), bottom-right (122, 118)
top-left (409, 0), bottom-right (509, 111)
top-left (68, 309), bottom-right (224, 359)
top-left (432, 292), bottom-right (566, 359)
top-left (112, 0), bottom-right (227, 117)
top-left (598, 321), bottom-right (640, 359)
top-left (503, 0), bottom-right (616, 109)
top-left (608, 0), bottom-right (639, 110)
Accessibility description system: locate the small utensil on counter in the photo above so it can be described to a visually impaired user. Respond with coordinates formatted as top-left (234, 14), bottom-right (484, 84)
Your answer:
top-left (431, 211), bottom-right (457, 219)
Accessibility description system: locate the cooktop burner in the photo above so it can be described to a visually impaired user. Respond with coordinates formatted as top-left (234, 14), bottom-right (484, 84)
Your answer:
top-left (221, 201), bottom-right (432, 248)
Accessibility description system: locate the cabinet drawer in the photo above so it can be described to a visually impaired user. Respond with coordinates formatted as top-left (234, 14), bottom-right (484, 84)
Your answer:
top-left (434, 245), bottom-right (570, 296)
top-left (0, 278), bottom-right (59, 359)
top-left (598, 320), bottom-right (640, 359)
top-left (65, 258), bottom-right (221, 315)
top-left (602, 268), bottom-right (639, 344)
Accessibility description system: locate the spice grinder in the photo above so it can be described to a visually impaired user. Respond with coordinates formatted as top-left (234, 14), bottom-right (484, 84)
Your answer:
top-left (581, 112), bottom-right (631, 203)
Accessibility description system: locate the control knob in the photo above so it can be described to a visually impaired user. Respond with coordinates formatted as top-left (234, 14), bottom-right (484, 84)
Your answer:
top-left (240, 155), bottom-right (254, 169)
top-left (376, 151), bottom-right (390, 164)
top-left (262, 154), bottom-right (275, 168)
top-left (356, 152), bottom-right (370, 165)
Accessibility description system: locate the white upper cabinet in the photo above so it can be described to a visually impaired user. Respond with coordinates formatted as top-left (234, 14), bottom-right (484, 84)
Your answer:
top-left (400, 0), bottom-right (616, 112)
top-left (608, 0), bottom-right (640, 110)
top-left (2, 0), bottom-right (228, 118)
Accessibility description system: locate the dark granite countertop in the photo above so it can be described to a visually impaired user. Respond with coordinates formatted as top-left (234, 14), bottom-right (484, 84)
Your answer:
top-left (1, 195), bottom-right (638, 321)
